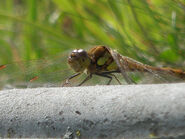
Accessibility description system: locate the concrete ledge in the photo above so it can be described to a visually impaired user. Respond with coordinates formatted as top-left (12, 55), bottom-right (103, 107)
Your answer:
top-left (0, 83), bottom-right (185, 138)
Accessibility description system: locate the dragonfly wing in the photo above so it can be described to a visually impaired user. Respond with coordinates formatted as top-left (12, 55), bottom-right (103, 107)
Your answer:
top-left (108, 48), bottom-right (136, 84)
top-left (0, 53), bottom-right (75, 89)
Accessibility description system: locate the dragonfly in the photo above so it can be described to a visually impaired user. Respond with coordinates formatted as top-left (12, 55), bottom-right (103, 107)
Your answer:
top-left (63, 45), bottom-right (185, 86)
top-left (0, 45), bottom-right (184, 89)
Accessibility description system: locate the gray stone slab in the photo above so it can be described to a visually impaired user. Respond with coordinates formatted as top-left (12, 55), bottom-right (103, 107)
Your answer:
top-left (0, 83), bottom-right (185, 138)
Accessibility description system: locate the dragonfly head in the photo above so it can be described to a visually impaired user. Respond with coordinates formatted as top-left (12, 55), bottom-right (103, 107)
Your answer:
top-left (68, 49), bottom-right (91, 73)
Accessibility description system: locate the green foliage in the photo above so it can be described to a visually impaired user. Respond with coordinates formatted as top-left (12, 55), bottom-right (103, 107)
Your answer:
top-left (0, 0), bottom-right (184, 87)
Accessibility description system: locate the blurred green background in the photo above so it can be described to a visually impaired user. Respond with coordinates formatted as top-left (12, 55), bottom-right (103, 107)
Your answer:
top-left (0, 0), bottom-right (184, 88)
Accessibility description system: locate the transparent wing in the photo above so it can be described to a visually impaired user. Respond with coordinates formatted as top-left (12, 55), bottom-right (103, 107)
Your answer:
top-left (0, 52), bottom-right (75, 90)
top-left (108, 48), bottom-right (184, 84)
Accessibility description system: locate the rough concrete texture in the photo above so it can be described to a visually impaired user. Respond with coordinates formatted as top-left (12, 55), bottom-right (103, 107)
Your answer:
top-left (0, 83), bottom-right (185, 139)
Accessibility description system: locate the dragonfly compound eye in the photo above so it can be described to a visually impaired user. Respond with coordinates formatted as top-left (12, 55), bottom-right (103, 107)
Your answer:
top-left (68, 49), bottom-right (91, 73)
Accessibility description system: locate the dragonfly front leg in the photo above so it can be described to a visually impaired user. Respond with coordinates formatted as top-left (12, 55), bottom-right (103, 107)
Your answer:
top-left (62, 73), bottom-right (81, 87)
top-left (77, 74), bottom-right (92, 86)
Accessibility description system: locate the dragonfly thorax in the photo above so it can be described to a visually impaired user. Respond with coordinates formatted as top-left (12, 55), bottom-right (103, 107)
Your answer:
top-left (68, 49), bottom-right (91, 73)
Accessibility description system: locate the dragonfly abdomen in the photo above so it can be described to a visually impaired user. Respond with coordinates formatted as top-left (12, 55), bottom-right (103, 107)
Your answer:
top-left (123, 57), bottom-right (185, 80)
top-left (155, 67), bottom-right (185, 80)
top-left (139, 65), bottom-right (185, 80)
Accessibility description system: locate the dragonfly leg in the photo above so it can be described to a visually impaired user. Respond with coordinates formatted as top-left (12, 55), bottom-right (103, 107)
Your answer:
top-left (77, 74), bottom-right (92, 86)
top-left (109, 74), bottom-right (121, 85)
top-left (95, 73), bottom-right (112, 85)
top-left (62, 73), bottom-right (81, 87)
top-left (101, 70), bottom-right (136, 84)
top-left (97, 71), bottom-right (121, 85)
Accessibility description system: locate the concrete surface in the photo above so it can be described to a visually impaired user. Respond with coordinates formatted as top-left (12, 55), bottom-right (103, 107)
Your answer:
top-left (0, 83), bottom-right (185, 138)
